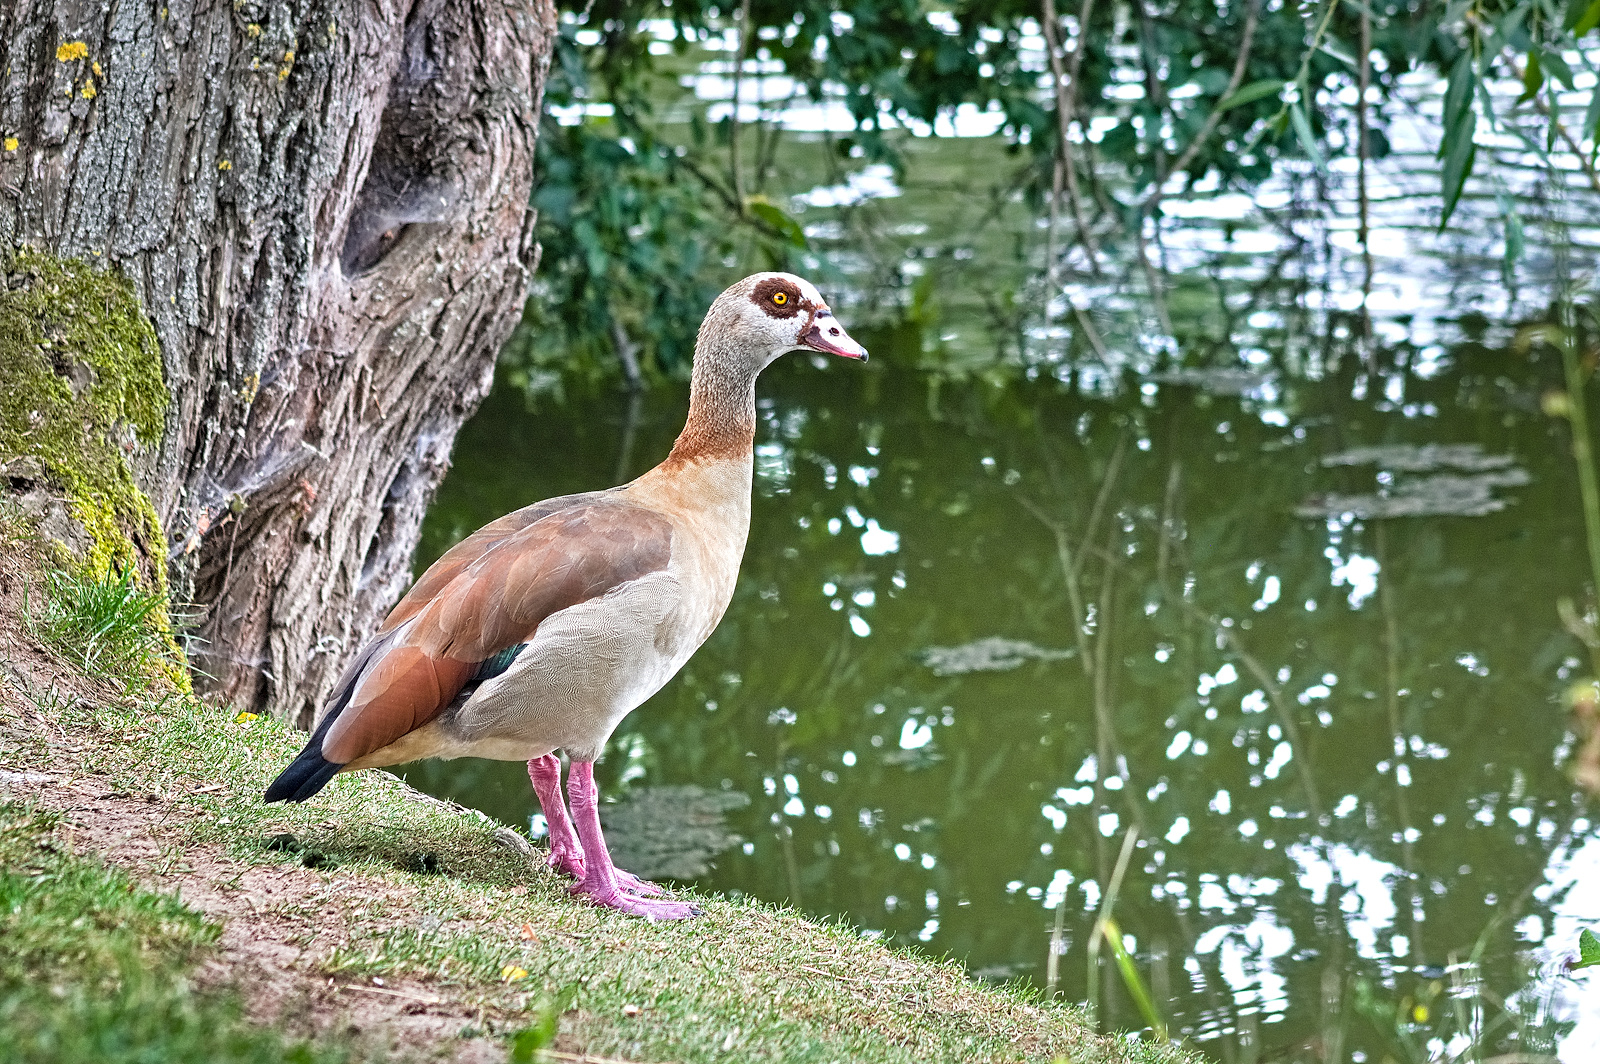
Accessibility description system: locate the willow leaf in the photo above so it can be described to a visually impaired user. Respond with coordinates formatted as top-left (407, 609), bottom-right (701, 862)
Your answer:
top-left (1439, 113), bottom-right (1478, 229)
top-left (1218, 79), bottom-right (1286, 112)
top-left (1573, 0), bottom-right (1600, 34)
top-left (1289, 101), bottom-right (1327, 173)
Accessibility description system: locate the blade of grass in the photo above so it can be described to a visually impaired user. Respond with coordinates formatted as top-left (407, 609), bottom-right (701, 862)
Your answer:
top-left (1101, 916), bottom-right (1169, 1042)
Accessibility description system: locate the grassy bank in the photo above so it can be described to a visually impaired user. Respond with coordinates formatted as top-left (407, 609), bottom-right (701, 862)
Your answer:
top-left (0, 536), bottom-right (1192, 1063)
top-left (0, 801), bottom-right (350, 1064)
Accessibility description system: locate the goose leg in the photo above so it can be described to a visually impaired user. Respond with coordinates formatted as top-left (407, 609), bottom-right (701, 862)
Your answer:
top-left (566, 760), bottom-right (700, 920)
top-left (527, 755), bottom-right (665, 897)
top-left (527, 755), bottom-right (586, 878)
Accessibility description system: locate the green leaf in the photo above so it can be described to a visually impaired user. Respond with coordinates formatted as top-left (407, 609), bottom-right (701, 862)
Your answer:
top-left (745, 197), bottom-right (809, 249)
top-left (1569, 0), bottom-right (1600, 34)
top-left (510, 986), bottom-right (578, 1060)
top-left (1102, 917), bottom-right (1169, 1040)
top-left (1289, 101), bottom-right (1327, 173)
top-left (1519, 50), bottom-right (1543, 103)
top-left (1317, 41), bottom-right (1359, 69)
top-left (1338, 0), bottom-right (1386, 24)
top-left (1440, 51), bottom-right (1476, 156)
top-left (1438, 105), bottom-right (1477, 229)
top-left (1497, 193), bottom-right (1524, 280)
top-left (1441, 0), bottom-right (1476, 29)
top-left (1577, 928), bottom-right (1600, 970)
top-left (1583, 83), bottom-right (1600, 142)
top-left (1539, 48), bottom-right (1575, 91)
top-left (510, 1024), bottom-right (554, 1062)
top-left (1217, 79), bottom-right (1286, 112)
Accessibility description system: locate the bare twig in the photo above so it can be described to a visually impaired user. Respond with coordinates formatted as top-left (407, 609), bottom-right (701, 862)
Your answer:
top-left (1142, 0), bottom-right (1261, 212)
top-left (336, 983), bottom-right (441, 1005)
top-left (1086, 825), bottom-right (1140, 1022)
top-left (1040, 0), bottom-right (1101, 272)
top-left (609, 318), bottom-right (642, 392)
top-left (728, 0), bottom-right (753, 210)
top-left (1046, 900), bottom-right (1067, 998)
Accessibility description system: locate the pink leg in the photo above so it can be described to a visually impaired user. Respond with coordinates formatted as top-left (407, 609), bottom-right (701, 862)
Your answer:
top-left (526, 755), bottom-right (664, 897)
top-left (527, 755), bottom-right (586, 878)
top-left (566, 761), bottom-right (699, 920)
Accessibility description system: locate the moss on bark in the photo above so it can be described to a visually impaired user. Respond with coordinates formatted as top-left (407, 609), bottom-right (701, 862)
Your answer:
top-left (0, 246), bottom-right (187, 690)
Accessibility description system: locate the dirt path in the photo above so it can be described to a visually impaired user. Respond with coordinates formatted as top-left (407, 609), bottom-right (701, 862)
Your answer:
top-left (0, 608), bottom-right (514, 1061)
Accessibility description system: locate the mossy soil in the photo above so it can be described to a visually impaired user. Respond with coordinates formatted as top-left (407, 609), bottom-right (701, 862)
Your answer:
top-left (0, 536), bottom-right (1196, 1064)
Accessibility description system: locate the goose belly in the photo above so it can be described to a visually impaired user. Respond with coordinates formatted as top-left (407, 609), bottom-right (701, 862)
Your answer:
top-left (434, 570), bottom-right (700, 762)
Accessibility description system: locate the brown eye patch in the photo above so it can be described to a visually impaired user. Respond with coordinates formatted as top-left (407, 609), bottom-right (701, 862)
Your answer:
top-left (750, 277), bottom-right (805, 319)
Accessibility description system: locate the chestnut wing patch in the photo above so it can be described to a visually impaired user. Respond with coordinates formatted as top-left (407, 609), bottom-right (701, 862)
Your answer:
top-left (319, 499), bottom-right (674, 765)
top-left (379, 489), bottom-right (616, 634)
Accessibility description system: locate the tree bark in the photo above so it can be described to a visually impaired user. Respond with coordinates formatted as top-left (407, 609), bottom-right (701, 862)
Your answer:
top-left (0, 0), bottom-right (556, 723)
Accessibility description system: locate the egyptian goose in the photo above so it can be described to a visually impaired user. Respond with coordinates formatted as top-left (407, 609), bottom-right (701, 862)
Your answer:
top-left (265, 273), bottom-right (867, 919)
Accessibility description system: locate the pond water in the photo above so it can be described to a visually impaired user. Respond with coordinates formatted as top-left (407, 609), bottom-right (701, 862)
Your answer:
top-left (403, 334), bottom-right (1597, 1059)
top-left (399, 47), bottom-right (1600, 1063)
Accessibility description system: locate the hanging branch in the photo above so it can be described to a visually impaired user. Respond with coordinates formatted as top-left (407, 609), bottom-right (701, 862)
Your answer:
top-left (1039, 0), bottom-right (1111, 363)
top-left (1131, 0), bottom-right (1176, 338)
top-left (728, 0), bottom-right (753, 211)
top-left (1138, 0), bottom-right (1262, 216)
top-left (1357, 0), bottom-right (1373, 294)
top-left (1040, 0), bottom-right (1102, 272)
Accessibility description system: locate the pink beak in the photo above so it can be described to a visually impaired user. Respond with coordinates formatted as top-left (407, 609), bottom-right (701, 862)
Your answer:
top-left (801, 310), bottom-right (868, 361)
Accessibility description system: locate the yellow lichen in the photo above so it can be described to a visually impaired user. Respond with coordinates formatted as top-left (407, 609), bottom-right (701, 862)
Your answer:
top-left (246, 23), bottom-right (261, 37)
top-left (3, 137), bottom-right (16, 152)
top-left (56, 41), bottom-right (89, 62)
top-left (81, 78), bottom-right (96, 99)
top-left (218, 159), bottom-right (232, 171)
top-left (92, 60), bottom-right (103, 77)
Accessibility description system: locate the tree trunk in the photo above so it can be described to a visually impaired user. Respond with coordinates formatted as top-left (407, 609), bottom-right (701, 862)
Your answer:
top-left (0, 0), bottom-right (556, 723)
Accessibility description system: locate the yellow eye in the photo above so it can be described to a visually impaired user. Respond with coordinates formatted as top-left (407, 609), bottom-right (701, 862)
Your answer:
top-left (773, 292), bottom-right (788, 305)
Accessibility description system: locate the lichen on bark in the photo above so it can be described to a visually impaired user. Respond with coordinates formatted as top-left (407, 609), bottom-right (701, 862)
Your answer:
top-left (0, 247), bottom-right (187, 687)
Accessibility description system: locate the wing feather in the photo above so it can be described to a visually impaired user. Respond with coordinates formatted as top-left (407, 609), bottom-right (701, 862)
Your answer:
top-left (316, 496), bottom-right (673, 766)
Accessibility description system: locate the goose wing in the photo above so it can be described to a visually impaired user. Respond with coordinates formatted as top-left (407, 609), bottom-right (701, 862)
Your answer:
top-left (266, 494), bottom-right (673, 800)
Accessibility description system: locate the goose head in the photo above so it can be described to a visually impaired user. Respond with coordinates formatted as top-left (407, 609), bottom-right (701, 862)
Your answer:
top-left (698, 272), bottom-right (868, 374)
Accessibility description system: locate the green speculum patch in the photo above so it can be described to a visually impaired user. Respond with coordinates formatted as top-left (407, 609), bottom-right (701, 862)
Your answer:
top-left (0, 247), bottom-right (169, 582)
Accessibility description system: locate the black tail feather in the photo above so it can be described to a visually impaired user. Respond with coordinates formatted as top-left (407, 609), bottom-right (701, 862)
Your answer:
top-left (264, 699), bottom-right (347, 803)
top-left (264, 750), bottom-right (343, 803)
top-left (262, 630), bottom-right (404, 804)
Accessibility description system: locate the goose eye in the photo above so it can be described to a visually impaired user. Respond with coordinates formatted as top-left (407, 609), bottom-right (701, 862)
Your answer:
top-left (773, 292), bottom-right (788, 305)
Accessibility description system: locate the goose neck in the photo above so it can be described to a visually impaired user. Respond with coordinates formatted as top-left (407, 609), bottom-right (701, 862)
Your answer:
top-left (666, 341), bottom-right (760, 464)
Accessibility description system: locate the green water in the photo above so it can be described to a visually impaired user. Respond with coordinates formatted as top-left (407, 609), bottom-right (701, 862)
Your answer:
top-left (403, 316), bottom-right (1597, 1056)
top-left (397, 47), bottom-right (1600, 1053)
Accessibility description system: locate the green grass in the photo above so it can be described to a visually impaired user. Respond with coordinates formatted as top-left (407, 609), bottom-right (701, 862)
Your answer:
top-left (22, 565), bottom-right (177, 683)
top-left (0, 801), bottom-right (348, 1064)
top-left (0, 670), bottom-right (1193, 1064)
top-left (0, 528), bottom-right (1191, 1063)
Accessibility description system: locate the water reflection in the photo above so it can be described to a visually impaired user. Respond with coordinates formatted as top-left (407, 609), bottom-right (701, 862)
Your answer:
top-left (404, 311), bottom-right (1597, 1059)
